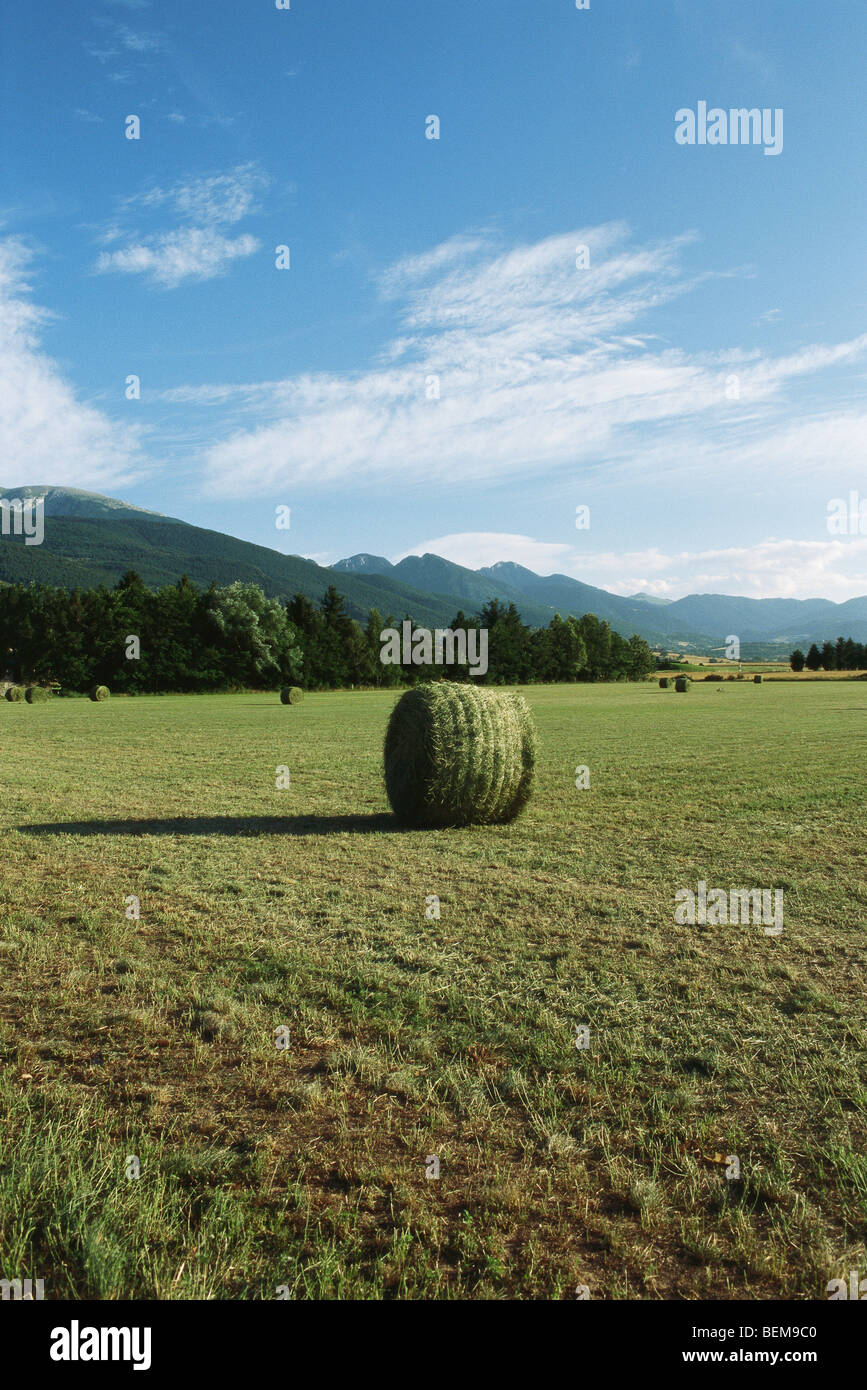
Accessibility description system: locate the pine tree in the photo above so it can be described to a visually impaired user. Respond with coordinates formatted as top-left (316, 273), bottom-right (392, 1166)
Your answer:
top-left (804, 643), bottom-right (822, 671)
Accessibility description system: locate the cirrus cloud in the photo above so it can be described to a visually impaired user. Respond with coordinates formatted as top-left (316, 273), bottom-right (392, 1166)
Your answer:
top-left (0, 237), bottom-right (146, 488)
top-left (96, 228), bottom-right (260, 289)
top-left (93, 164), bottom-right (268, 288)
top-left (189, 224), bottom-right (867, 500)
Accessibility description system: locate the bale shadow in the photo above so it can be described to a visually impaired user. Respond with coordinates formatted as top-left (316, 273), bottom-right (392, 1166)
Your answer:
top-left (18, 813), bottom-right (402, 838)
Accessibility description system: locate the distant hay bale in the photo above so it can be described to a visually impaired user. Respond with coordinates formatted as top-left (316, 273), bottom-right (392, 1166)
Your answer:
top-left (675, 676), bottom-right (690, 693)
top-left (5, 685), bottom-right (26, 702)
top-left (384, 681), bottom-right (537, 828)
top-left (25, 686), bottom-right (50, 703)
top-left (280, 686), bottom-right (304, 705)
top-left (754, 674), bottom-right (764, 684)
top-left (704, 673), bottom-right (724, 681)
top-left (659, 677), bottom-right (671, 688)
top-left (90, 684), bottom-right (110, 702)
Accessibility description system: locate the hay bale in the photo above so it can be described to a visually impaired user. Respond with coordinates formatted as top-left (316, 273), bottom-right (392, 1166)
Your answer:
top-left (5, 685), bottom-right (26, 702)
top-left (674, 676), bottom-right (690, 693)
top-left (659, 677), bottom-right (671, 689)
top-left (25, 686), bottom-right (50, 703)
top-left (384, 681), bottom-right (537, 828)
top-left (280, 686), bottom-right (304, 705)
top-left (753, 674), bottom-right (764, 684)
top-left (90, 684), bottom-right (110, 702)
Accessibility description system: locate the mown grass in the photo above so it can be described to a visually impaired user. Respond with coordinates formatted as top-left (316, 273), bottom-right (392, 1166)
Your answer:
top-left (0, 681), bottom-right (864, 1299)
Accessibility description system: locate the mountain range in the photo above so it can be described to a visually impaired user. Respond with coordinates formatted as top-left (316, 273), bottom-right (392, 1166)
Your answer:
top-left (332, 551), bottom-right (867, 651)
top-left (2, 486), bottom-right (866, 654)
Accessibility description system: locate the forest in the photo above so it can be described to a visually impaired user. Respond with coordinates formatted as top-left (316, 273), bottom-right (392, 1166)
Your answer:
top-left (0, 571), bottom-right (657, 692)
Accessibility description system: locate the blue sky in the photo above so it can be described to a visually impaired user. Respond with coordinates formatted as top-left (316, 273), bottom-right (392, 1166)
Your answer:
top-left (2, 0), bottom-right (866, 598)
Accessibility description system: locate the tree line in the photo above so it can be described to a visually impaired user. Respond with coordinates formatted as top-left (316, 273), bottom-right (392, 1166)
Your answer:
top-left (0, 571), bottom-right (656, 693)
top-left (790, 639), bottom-right (866, 672)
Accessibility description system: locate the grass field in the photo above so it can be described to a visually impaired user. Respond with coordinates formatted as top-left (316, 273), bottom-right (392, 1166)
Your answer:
top-left (1, 681), bottom-right (864, 1300)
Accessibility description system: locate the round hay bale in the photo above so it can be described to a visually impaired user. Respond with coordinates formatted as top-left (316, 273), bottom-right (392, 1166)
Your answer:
top-left (753, 674), bottom-right (764, 684)
top-left (90, 684), bottom-right (110, 702)
top-left (280, 686), bottom-right (304, 705)
top-left (384, 681), bottom-right (537, 828)
top-left (659, 677), bottom-right (671, 689)
top-left (5, 685), bottom-right (26, 702)
top-left (25, 686), bottom-right (50, 703)
top-left (674, 675), bottom-right (690, 693)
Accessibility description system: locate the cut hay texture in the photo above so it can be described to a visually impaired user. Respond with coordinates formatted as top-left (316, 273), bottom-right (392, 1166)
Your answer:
top-left (754, 674), bottom-right (764, 684)
top-left (384, 681), bottom-right (537, 828)
top-left (675, 676), bottom-right (690, 693)
top-left (25, 686), bottom-right (50, 703)
top-left (90, 685), bottom-right (110, 702)
top-left (659, 677), bottom-right (671, 688)
top-left (280, 687), bottom-right (304, 705)
top-left (5, 685), bottom-right (26, 702)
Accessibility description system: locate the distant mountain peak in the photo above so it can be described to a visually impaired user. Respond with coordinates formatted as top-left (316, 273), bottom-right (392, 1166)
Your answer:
top-left (481, 560), bottom-right (538, 580)
top-left (331, 553), bottom-right (394, 575)
top-left (0, 485), bottom-right (171, 521)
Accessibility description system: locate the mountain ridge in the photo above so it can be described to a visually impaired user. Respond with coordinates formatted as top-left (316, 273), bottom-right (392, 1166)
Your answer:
top-left (2, 488), bottom-right (865, 649)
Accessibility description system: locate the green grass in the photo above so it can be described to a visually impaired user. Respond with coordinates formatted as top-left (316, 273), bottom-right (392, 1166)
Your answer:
top-left (0, 682), bottom-right (864, 1299)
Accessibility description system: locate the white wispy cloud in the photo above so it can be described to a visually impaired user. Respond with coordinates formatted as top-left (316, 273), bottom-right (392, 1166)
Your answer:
top-left (123, 165), bottom-right (270, 225)
top-left (86, 46), bottom-right (120, 64)
top-left (186, 224), bottom-right (867, 498)
top-left (377, 231), bottom-right (496, 295)
top-left (394, 532), bottom-right (574, 572)
top-left (0, 238), bottom-right (145, 488)
top-left (115, 26), bottom-right (163, 53)
top-left (96, 229), bottom-right (260, 289)
top-left (93, 165), bottom-right (268, 288)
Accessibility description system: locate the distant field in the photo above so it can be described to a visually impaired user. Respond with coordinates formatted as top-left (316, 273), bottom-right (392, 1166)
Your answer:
top-left (0, 682), bottom-right (864, 1299)
top-left (659, 662), bottom-right (867, 678)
